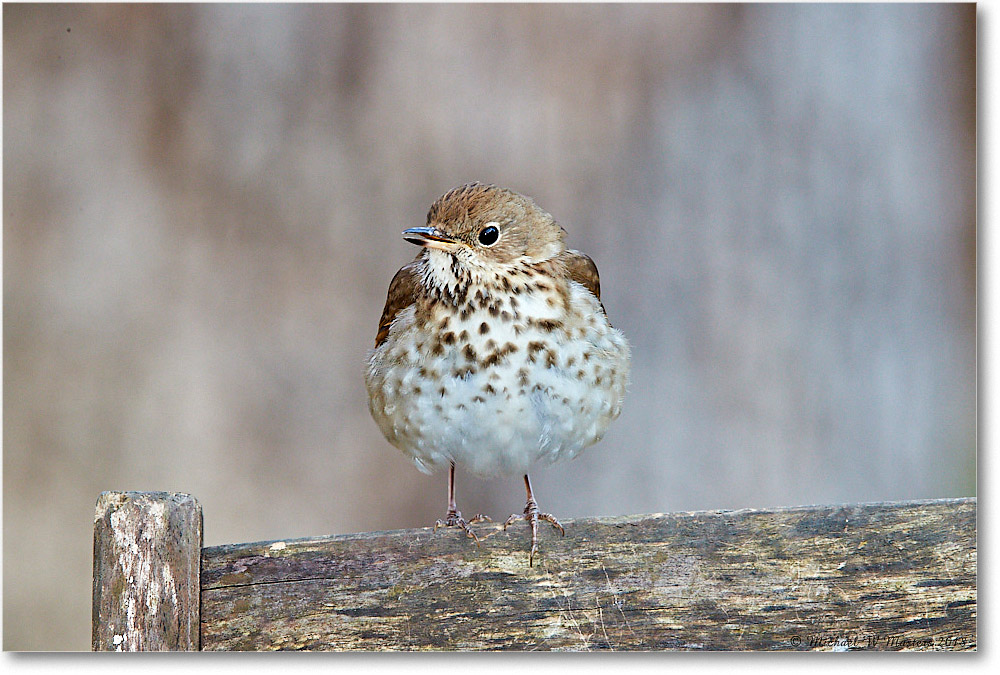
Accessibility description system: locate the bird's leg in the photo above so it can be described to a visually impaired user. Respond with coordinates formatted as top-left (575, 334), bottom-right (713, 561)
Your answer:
top-left (503, 474), bottom-right (565, 565)
top-left (434, 461), bottom-right (491, 546)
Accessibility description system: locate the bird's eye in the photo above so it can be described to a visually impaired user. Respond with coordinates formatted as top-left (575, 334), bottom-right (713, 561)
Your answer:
top-left (478, 225), bottom-right (500, 246)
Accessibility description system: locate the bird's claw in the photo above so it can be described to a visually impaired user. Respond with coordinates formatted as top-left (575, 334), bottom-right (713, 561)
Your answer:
top-left (503, 500), bottom-right (564, 565)
top-left (434, 510), bottom-right (490, 546)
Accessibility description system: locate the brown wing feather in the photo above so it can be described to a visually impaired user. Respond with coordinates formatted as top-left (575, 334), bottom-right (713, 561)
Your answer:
top-left (374, 262), bottom-right (422, 348)
top-left (559, 249), bottom-right (602, 301)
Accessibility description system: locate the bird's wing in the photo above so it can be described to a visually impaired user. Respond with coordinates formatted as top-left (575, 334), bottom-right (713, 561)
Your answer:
top-left (560, 249), bottom-right (602, 301)
top-left (375, 261), bottom-right (422, 348)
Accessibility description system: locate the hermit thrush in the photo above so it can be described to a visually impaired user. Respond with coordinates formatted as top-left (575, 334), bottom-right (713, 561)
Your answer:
top-left (365, 183), bottom-right (630, 564)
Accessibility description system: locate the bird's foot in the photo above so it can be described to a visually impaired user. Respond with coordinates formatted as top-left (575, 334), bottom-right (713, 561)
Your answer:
top-left (503, 498), bottom-right (565, 565)
top-left (434, 509), bottom-right (491, 546)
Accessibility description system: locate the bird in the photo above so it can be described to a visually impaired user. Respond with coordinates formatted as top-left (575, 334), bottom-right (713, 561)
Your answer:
top-left (365, 182), bottom-right (630, 564)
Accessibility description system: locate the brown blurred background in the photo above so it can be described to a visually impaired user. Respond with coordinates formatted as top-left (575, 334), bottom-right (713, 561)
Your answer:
top-left (4, 3), bottom-right (975, 651)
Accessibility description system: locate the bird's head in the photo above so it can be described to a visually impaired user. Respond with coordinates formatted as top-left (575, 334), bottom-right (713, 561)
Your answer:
top-left (403, 183), bottom-right (565, 289)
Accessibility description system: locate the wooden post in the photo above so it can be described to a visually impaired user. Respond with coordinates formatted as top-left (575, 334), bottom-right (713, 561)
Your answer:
top-left (92, 491), bottom-right (202, 651)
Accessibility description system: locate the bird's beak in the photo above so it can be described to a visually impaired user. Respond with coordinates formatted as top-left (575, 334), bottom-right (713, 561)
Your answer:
top-left (402, 227), bottom-right (460, 251)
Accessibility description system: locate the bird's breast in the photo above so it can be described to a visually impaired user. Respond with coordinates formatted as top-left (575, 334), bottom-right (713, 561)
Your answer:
top-left (365, 276), bottom-right (631, 476)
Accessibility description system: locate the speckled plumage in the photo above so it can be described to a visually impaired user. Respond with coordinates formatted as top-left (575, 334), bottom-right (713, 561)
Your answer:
top-left (365, 182), bottom-right (630, 561)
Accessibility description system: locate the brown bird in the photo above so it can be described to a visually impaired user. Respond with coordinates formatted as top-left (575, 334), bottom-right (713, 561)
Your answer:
top-left (365, 182), bottom-right (630, 564)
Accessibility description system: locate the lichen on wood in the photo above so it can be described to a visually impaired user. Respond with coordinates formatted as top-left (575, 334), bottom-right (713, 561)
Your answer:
top-left (92, 491), bottom-right (202, 651)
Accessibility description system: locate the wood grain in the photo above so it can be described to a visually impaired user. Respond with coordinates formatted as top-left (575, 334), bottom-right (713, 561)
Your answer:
top-left (199, 497), bottom-right (976, 651)
top-left (92, 491), bottom-right (202, 651)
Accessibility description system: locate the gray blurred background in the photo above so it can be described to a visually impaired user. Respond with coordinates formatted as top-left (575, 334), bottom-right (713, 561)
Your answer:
top-left (4, 3), bottom-right (975, 651)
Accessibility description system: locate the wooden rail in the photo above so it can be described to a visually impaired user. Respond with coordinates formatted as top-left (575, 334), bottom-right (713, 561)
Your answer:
top-left (93, 492), bottom-right (976, 651)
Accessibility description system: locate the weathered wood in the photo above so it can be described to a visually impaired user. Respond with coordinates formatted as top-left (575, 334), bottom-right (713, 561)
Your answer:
top-left (199, 497), bottom-right (975, 651)
top-left (92, 491), bottom-right (202, 651)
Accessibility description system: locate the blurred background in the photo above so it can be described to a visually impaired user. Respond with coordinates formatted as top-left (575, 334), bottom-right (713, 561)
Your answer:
top-left (4, 3), bottom-right (975, 650)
